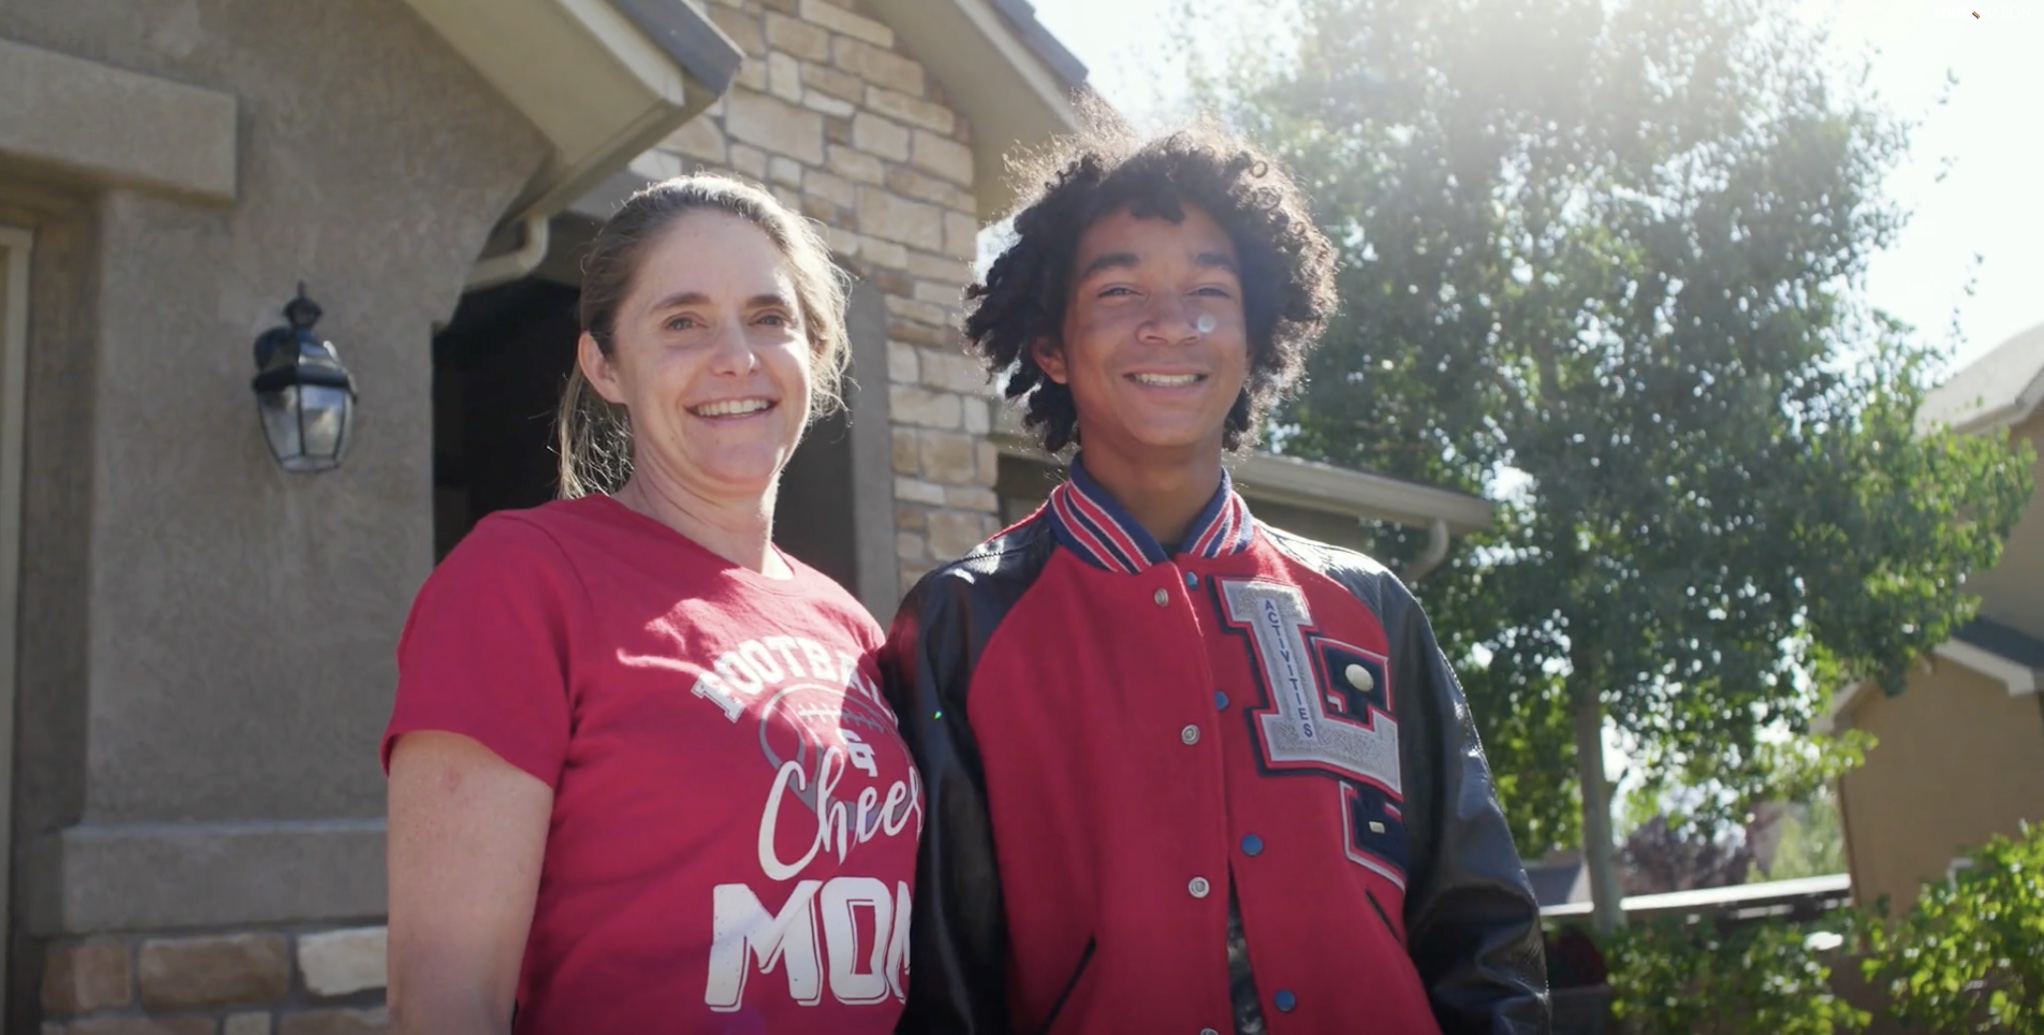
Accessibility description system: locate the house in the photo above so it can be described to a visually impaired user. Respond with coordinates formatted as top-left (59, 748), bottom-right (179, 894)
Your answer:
top-left (0, 0), bottom-right (1491, 1029)
top-left (1825, 320), bottom-right (2044, 910)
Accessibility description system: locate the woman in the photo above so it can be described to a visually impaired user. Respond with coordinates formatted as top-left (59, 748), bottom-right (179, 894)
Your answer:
top-left (384, 176), bottom-right (921, 1034)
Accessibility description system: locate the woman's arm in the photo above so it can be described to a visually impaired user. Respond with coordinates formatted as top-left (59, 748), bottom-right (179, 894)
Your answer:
top-left (386, 731), bottom-right (553, 1035)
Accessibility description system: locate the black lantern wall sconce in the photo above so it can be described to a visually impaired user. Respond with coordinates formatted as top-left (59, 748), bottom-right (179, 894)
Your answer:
top-left (251, 284), bottom-right (357, 473)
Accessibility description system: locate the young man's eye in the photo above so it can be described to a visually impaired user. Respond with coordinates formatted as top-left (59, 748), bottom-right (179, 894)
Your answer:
top-left (1195, 285), bottom-right (1234, 298)
top-left (664, 315), bottom-right (700, 331)
top-left (1098, 285), bottom-right (1137, 298)
top-left (755, 312), bottom-right (792, 327)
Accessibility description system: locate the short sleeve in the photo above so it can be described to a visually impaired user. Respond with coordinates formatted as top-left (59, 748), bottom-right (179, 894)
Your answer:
top-left (382, 513), bottom-right (583, 787)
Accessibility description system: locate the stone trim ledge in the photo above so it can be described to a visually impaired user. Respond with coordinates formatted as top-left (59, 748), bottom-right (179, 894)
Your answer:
top-left (0, 38), bottom-right (238, 204)
top-left (41, 923), bottom-right (390, 1034)
top-left (26, 820), bottom-right (385, 936)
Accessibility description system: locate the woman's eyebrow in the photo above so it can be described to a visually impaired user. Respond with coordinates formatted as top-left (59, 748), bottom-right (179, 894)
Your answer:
top-left (645, 291), bottom-right (710, 313)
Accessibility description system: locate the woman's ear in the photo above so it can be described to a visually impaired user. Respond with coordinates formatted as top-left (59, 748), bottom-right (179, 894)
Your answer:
top-left (578, 332), bottom-right (627, 406)
top-left (1032, 336), bottom-right (1068, 385)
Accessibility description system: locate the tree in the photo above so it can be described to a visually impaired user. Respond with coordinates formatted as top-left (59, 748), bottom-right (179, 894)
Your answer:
top-left (1749, 792), bottom-right (1847, 882)
top-left (1183, 0), bottom-right (2033, 931)
top-left (1621, 814), bottom-right (1753, 896)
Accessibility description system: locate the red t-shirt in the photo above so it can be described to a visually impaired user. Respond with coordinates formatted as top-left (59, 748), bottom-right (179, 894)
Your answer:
top-left (384, 494), bottom-right (921, 1034)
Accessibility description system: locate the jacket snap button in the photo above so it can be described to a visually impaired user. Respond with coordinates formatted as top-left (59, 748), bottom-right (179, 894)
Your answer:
top-left (1274, 989), bottom-right (1297, 1012)
top-left (1184, 571), bottom-right (1199, 588)
top-left (1188, 876), bottom-right (1210, 898)
top-left (1201, 1029), bottom-right (1219, 1035)
top-left (1345, 663), bottom-right (1374, 693)
top-left (1180, 724), bottom-right (1200, 745)
top-left (1153, 588), bottom-right (1169, 606)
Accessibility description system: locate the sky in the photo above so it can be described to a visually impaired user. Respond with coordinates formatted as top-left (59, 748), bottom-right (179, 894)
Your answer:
top-left (1025, 0), bottom-right (2044, 374)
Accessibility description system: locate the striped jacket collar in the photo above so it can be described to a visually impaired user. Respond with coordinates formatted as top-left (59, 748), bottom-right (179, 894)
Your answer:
top-left (1045, 455), bottom-right (1257, 575)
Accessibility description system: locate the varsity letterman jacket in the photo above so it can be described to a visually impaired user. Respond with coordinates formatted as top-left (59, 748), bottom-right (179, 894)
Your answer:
top-left (882, 461), bottom-right (1548, 1035)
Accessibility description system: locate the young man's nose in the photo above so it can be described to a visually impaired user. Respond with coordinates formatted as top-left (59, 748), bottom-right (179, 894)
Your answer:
top-left (1139, 295), bottom-right (1201, 344)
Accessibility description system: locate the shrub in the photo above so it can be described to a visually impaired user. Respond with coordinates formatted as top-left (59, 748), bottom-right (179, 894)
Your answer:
top-left (1607, 913), bottom-right (1869, 1035)
top-left (1861, 821), bottom-right (2044, 1033)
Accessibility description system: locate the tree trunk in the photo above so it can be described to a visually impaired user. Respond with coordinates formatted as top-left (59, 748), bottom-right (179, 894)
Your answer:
top-left (1572, 678), bottom-right (1626, 934)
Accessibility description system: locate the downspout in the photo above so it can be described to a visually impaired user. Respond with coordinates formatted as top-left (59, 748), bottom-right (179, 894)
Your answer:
top-left (1398, 517), bottom-right (1452, 584)
top-left (464, 212), bottom-right (551, 291)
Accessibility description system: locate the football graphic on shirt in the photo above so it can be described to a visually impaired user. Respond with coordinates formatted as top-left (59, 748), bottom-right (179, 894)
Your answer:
top-left (757, 684), bottom-right (894, 810)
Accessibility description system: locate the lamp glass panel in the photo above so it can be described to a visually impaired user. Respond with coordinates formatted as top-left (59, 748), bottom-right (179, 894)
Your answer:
top-left (257, 387), bottom-right (303, 464)
top-left (299, 384), bottom-right (350, 462)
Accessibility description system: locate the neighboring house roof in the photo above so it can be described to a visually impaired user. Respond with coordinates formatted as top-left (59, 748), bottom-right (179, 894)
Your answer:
top-left (398, 0), bottom-right (742, 222)
top-left (1524, 856), bottom-right (1590, 909)
top-left (1919, 320), bottom-right (2044, 436)
top-left (1821, 615), bottom-right (2044, 731)
top-left (1951, 614), bottom-right (2044, 671)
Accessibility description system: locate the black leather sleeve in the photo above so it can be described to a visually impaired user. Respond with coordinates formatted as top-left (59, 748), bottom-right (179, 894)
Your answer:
top-left (881, 524), bottom-right (1052, 1035)
top-left (1268, 532), bottom-right (1550, 1035)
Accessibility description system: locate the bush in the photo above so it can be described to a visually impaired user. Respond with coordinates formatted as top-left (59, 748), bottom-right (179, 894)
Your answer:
top-left (1607, 913), bottom-right (1869, 1035)
top-left (1861, 821), bottom-right (2044, 1033)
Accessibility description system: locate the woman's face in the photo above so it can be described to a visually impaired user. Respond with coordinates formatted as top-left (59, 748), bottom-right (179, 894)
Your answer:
top-left (580, 209), bottom-right (815, 506)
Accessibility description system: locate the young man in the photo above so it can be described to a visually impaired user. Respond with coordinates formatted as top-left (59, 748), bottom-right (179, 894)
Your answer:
top-left (884, 125), bottom-right (1548, 1035)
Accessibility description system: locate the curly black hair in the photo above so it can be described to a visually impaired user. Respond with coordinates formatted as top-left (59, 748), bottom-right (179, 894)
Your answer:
top-left (965, 117), bottom-right (1337, 453)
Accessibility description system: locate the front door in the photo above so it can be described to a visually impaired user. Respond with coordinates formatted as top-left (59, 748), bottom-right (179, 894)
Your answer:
top-left (0, 223), bottom-right (33, 1025)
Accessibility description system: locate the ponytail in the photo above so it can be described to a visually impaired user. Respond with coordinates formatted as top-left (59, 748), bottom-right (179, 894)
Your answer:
top-left (554, 363), bottom-right (632, 499)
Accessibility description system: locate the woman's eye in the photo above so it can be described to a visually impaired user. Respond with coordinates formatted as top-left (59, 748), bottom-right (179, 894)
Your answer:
top-left (1195, 285), bottom-right (1233, 298)
top-left (1098, 285), bottom-right (1137, 298)
top-left (755, 312), bottom-right (791, 327)
top-left (665, 315), bottom-right (700, 331)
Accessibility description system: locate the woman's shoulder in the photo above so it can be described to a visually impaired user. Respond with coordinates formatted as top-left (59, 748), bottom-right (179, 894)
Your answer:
top-left (450, 496), bottom-right (623, 561)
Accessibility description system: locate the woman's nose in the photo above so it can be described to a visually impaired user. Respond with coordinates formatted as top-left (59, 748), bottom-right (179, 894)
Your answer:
top-left (706, 318), bottom-right (758, 374)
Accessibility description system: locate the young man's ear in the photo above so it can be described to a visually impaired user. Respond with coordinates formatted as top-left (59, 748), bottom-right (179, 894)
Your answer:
top-left (1032, 336), bottom-right (1068, 385)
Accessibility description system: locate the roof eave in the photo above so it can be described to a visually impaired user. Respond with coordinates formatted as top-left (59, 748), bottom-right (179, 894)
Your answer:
top-left (991, 411), bottom-right (1495, 534)
top-left (399, 0), bottom-right (742, 224)
top-left (1819, 635), bottom-right (2044, 735)
top-left (1933, 637), bottom-right (2044, 696)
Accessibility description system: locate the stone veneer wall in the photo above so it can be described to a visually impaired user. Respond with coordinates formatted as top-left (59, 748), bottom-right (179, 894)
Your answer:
top-left (663, 0), bottom-right (1005, 593)
top-left (38, 927), bottom-right (386, 1034)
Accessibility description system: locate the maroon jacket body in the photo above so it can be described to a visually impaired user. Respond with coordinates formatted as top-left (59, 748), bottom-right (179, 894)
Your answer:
top-left (883, 461), bottom-right (1548, 1035)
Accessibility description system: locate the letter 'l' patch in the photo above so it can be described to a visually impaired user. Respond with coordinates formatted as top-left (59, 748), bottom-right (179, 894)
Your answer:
top-left (1219, 577), bottom-right (1408, 886)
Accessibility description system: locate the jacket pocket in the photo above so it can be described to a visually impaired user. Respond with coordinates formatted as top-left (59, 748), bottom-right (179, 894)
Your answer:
top-left (1365, 889), bottom-right (1405, 948)
top-left (1032, 935), bottom-right (1098, 1035)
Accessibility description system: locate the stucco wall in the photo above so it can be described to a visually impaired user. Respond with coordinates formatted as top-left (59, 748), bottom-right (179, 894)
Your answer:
top-left (0, 0), bottom-right (549, 936)
top-left (1840, 658), bottom-right (2044, 910)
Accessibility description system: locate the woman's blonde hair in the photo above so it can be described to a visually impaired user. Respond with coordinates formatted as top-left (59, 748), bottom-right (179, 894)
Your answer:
top-left (556, 174), bottom-right (850, 499)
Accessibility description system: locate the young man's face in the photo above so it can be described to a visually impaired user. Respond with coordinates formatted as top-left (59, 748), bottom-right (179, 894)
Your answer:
top-left (1037, 203), bottom-right (1250, 473)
